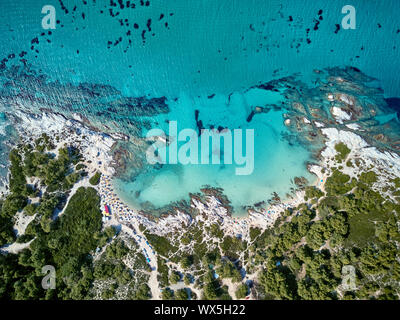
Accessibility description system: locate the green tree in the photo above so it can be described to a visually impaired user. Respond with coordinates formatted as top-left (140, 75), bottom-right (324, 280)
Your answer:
top-left (89, 172), bottom-right (101, 185)
top-left (170, 271), bottom-right (181, 284)
top-left (162, 288), bottom-right (174, 300)
top-left (235, 283), bottom-right (248, 299)
top-left (175, 288), bottom-right (189, 300)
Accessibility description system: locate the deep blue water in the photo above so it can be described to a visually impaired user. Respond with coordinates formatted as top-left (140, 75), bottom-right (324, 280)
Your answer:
top-left (1, 0), bottom-right (400, 97)
top-left (1, 0), bottom-right (400, 214)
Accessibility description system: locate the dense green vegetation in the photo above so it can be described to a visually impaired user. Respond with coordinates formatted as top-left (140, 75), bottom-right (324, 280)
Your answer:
top-left (157, 257), bottom-right (170, 288)
top-left (252, 171), bottom-right (400, 300)
top-left (217, 260), bottom-right (242, 283)
top-left (0, 149), bottom-right (28, 246)
top-left (89, 172), bottom-right (101, 186)
top-left (93, 238), bottom-right (151, 300)
top-left (324, 170), bottom-right (354, 196)
top-left (235, 283), bottom-right (249, 299)
top-left (0, 185), bottom-right (110, 299)
top-left (144, 232), bottom-right (178, 257)
top-left (334, 142), bottom-right (351, 162)
top-left (220, 236), bottom-right (246, 260)
top-left (2, 136), bottom-right (400, 300)
top-left (170, 270), bottom-right (181, 284)
top-left (0, 137), bottom-right (84, 246)
top-left (0, 141), bottom-right (146, 300)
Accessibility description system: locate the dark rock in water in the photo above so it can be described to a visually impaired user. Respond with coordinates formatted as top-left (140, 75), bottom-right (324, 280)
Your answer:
top-left (207, 94), bottom-right (215, 99)
top-left (254, 201), bottom-right (265, 208)
top-left (294, 176), bottom-right (308, 188)
top-left (194, 110), bottom-right (204, 135)
top-left (385, 97), bottom-right (400, 114)
top-left (313, 20), bottom-right (320, 31)
top-left (217, 126), bottom-right (226, 132)
top-left (58, 0), bottom-right (69, 14)
top-left (269, 192), bottom-right (281, 204)
top-left (197, 120), bottom-right (204, 136)
top-left (246, 110), bottom-right (255, 122)
top-left (227, 93), bottom-right (233, 104)
top-left (258, 83), bottom-right (276, 91)
top-left (350, 66), bottom-right (361, 72)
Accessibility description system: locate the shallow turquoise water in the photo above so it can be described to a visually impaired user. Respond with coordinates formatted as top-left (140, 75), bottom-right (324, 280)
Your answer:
top-left (1, 0), bottom-right (400, 214)
top-left (114, 88), bottom-right (314, 213)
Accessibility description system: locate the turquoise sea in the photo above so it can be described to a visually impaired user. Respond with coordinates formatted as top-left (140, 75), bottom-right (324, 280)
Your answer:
top-left (1, 0), bottom-right (400, 214)
top-left (113, 89), bottom-right (313, 212)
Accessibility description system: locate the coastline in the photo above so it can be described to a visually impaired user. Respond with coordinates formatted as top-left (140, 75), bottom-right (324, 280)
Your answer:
top-left (1, 73), bottom-right (400, 301)
top-left (1, 105), bottom-right (311, 241)
top-left (3, 78), bottom-right (400, 243)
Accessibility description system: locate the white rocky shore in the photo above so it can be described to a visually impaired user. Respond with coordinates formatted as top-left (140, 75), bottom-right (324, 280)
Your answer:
top-left (308, 128), bottom-right (400, 188)
top-left (318, 127), bottom-right (400, 197)
top-left (8, 109), bottom-right (117, 177)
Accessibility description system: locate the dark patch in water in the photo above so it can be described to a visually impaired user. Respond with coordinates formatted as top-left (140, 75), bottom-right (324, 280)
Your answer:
top-left (385, 97), bottom-right (400, 114)
top-left (246, 110), bottom-right (255, 123)
top-left (350, 66), bottom-right (361, 72)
